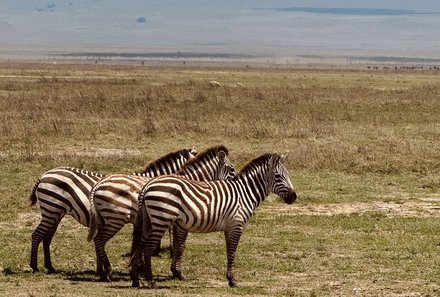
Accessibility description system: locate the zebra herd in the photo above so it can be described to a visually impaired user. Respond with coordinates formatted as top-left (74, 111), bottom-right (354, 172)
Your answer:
top-left (29, 145), bottom-right (297, 288)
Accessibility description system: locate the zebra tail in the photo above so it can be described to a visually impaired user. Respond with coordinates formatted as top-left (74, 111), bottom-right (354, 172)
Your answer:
top-left (87, 186), bottom-right (103, 242)
top-left (87, 206), bottom-right (98, 242)
top-left (29, 180), bottom-right (40, 206)
top-left (129, 186), bottom-right (151, 267)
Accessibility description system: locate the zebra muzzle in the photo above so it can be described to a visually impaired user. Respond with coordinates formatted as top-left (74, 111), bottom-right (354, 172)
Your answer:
top-left (284, 190), bottom-right (297, 204)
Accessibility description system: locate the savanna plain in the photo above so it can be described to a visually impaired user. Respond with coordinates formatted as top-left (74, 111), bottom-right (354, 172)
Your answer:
top-left (0, 61), bottom-right (440, 296)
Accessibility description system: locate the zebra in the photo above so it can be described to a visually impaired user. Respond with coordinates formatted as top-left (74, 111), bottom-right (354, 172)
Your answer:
top-left (29, 147), bottom-right (196, 274)
top-left (87, 145), bottom-right (236, 282)
top-left (130, 152), bottom-right (297, 288)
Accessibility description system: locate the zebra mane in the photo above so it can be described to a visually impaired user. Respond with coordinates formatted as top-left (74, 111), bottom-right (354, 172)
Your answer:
top-left (178, 145), bottom-right (229, 173)
top-left (62, 167), bottom-right (106, 178)
top-left (236, 153), bottom-right (278, 177)
top-left (138, 148), bottom-right (193, 174)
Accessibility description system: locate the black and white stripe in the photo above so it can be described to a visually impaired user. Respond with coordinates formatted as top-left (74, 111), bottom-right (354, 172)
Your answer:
top-left (29, 148), bottom-right (195, 273)
top-left (130, 153), bottom-right (297, 288)
top-left (87, 145), bottom-right (235, 281)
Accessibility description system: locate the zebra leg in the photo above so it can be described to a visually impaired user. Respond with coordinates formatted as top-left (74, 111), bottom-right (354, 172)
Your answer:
top-left (131, 229), bottom-right (168, 288)
top-left (93, 235), bottom-right (108, 281)
top-left (30, 223), bottom-right (44, 272)
top-left (30, 215), bottom-right (61, 273)
top-left (93, 222), bottom-right (125, 282)
top-left (152, 240), bottom-right (162, 257)
top-left (152, 224), bottom-right (174, 257)
top-left (169, 224), bottom-right (174, 258)
top-left (93, 231), bottom-right (115, 282)
top-left (224, 225), bottom-right (244, 288)
top-left (42, 220), bottom-right (61, 274)
top-left (131, 242), bottom-right (160, 289)
top-left (140, 246), bottom-right (156, 288)
top-left (170, 225), bottom-right (188, 280)
top-left (130, 249), bottom-right (144, 288)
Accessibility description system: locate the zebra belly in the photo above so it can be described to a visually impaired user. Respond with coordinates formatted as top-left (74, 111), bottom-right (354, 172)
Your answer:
top-left (174, 209), bottom-right (231, 233)
top-left (145, 187), bottom-right (231, 233)
top-left (176, 220), bottom-right (227, 233)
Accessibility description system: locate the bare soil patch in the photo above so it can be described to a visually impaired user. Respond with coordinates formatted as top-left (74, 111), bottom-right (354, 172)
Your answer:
top-left (266, 198), bottom-right (440, 218)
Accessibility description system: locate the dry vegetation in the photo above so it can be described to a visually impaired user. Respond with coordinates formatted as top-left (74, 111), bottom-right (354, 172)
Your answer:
top-left (0, 61), bottom-right (440, 296)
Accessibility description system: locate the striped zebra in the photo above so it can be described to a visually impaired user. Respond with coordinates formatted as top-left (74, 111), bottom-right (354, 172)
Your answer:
top-left (87, 145), bottom-right (235, 282)
top-left (29, 147), bottom-right (196, 274)
top-left (130, 153), bottom-right (297, 288)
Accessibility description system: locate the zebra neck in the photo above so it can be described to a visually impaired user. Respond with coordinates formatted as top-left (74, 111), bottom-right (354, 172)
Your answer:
top-left (138, 160), bottom-right (185, 177)
top-left (178, 159), bottom-right (217, 181)
top-left (138, 153), bottom-right (188, 177)
top-left (234, 173), bottom-right (270, 213)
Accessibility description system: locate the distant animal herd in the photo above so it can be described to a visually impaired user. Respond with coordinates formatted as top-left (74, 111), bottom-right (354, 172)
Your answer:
top-left (367, 65), bottom-right (440, 71)
top-left (29, 145), bottom-right (297, 288)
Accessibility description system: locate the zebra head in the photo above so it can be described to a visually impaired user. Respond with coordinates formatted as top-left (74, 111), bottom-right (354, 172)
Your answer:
top-left (268, 153), bottom-right (297, 204)
top-left (217, 150), bottom-right (236, 180)
top-left (177, 147), bottom-right (198, 167)
top-left (185, 147), bottom-right (198, 159)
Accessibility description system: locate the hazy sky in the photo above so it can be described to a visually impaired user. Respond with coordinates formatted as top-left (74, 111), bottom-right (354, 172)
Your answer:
top-left (1, 1), bottom-right (440, 58)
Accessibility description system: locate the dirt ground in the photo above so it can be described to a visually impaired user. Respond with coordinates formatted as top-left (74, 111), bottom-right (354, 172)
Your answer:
top-left (267, 198), bottom-right (440, 218)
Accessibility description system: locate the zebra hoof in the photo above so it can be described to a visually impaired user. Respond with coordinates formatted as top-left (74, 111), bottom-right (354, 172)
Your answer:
top-left (46, 267), bottom-right (57, 274)
top-left (172, 270), bottom-right (187, 280)
top-left (131, 280), bottom-right (140, 288)
top-left (30, 266), bottom-right (39, 273)
top-left (99, 274), bottom-right (112, 282)
top-left (228, 280), bottom-right (239, 288)
top-left (176, 273), bottom-right (187, 281)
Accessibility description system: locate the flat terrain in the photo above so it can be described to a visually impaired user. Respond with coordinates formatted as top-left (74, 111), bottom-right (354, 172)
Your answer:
top-left (0, 61), bottom-right (439, 296)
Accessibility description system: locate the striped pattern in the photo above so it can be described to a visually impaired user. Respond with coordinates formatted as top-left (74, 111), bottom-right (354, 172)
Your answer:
top-left (130, 153), bottom-right (297, 288)
top-left (29, 148), bottom-right (195, 274)
top-left (87, 145), bottom-right (235, 281)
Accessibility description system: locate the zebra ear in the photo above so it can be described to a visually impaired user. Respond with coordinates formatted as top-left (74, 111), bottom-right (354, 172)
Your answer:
top-left (218, 150), bottom-right (226, 161)
top-left (183, 149), bottom-right (193, 159)
top-left (269, 155), bottom-right (277, 168)
top-left (190, 146), bottom-right (197, 156)
top-left (280, 153), bottom-right (288, 164)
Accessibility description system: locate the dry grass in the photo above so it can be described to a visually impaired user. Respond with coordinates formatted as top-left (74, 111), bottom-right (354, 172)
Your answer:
top-left (1, 61), bottom-right (440, 296)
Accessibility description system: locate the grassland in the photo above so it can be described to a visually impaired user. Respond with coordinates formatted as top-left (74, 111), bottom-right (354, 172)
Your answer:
top-left (0, 61), bottom-right (440, 296)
